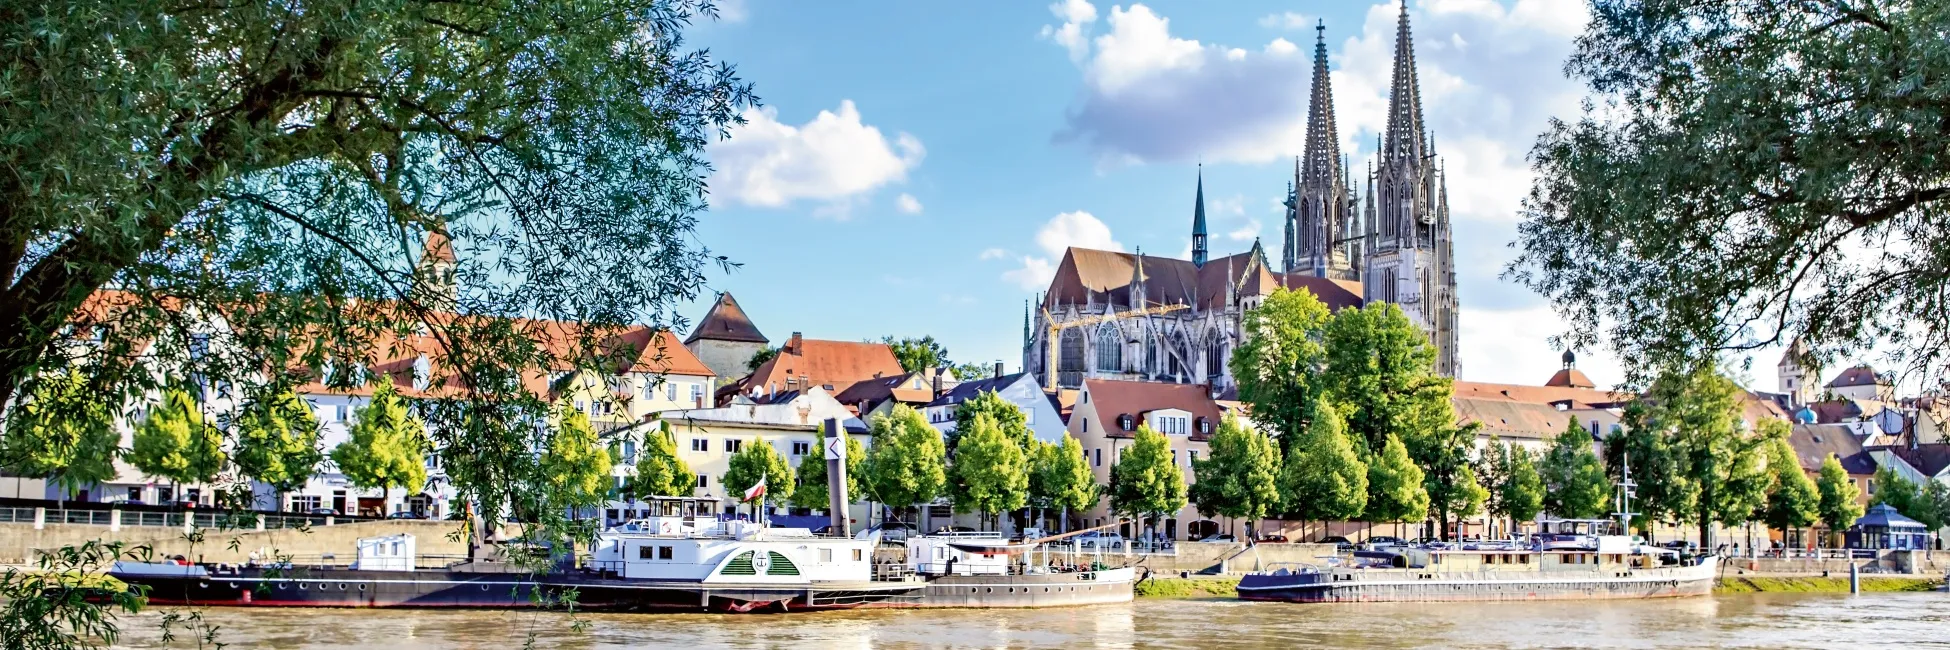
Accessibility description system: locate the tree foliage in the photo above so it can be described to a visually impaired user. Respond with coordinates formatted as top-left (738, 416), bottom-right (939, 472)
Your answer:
top-left (1869, 465), bottom-right (1919, 515)
top-left (950, 413), bottom-right (1030, 524)
top-left (1644, 365), bottom-right (1769, 545)
top-left (1032, 434), bottom-right (1099, 522)
top-left (1189, 415), bottom-right (1282, 539)
top-left (882, 335), bottom-right (951, 374)
top-left (330, 378), bottom-right (428, 507)
top-left (722, 438), bottom-right (794, 508)
top-left (0, 370), bottom-right (121, 497)
top-left (949, 389), bottom-right (1029, 450)
top-left (1279, 399), bottom-right (1367, 526)
top-left (626, 422), bottom-right (696, 499)
top-left (1816, 454), bottom-right (1864, 540)
top-left (1323, 302), bottom-right (1453, 455)
top-left (1915, 479), bottom-right (1950, 534)
top-left (862, 405), bottom-right (946, 512)
top-left (541, 406), bottom-right (614, 511)
top-left (1540, 417), bottom-right (1610, 520)
top-left (1364, 434), bottom-right (1429, 525)
top-left (128, 388), bottom-right (226, 487)
top-left (791, 424), bottom-right (865, 509)
top-left (1609, 401), bottom-right (1697, 533)
top-left (1108, 425), bottom-right (1187, 527)
top-left (233, 388), bottom-right (325, 495)
top-left (1510, 0), bottom-right (1950, 384)
top-left (1482, 440), bottom-right (1545, 526)
top-left (1760, 436), bottom-right (1818, 537)
top-left (1230, 288), bottom-right (1332, 457)
top-left (1417, 421), bottom-right (1488, 541)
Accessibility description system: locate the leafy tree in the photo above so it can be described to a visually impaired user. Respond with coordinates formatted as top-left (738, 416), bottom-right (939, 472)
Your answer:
top-left (949, 389), bottom-right (1029, 450)
top-left (951, 362), bottom-right (995, 383)
top-left (1643, 364), bottom-right (1768, 546)
top-left (883, 335), bottom-right (951, 373)
top-left (541, 406), bottom-right (614, 515)
top-left (1511, 0), bottom-right (1950, 383)
top-left (626, 422), bottom-right (696, 499)
top-left (790, 424), bottom-right (865, 509)
top-left (1540, 417), bottom-right (1610, 520)
top-left (1495, 442), bottom-right (1546, 528)
top-left (1032, 434), bottom-right (1099, 533)
top-left (950, 413), bottom-right (1030, 530)
top-left (1364, 434), bottom-right (1429, 533)
top-left (1231, 288), bottom-right (1332, 458)
top-left (129, 388), bottom-right (226, 490)
top-left (862, 405), bottom-right (947, 524)
top-left (1815, 455), bottom-right (1863, 547)
top-left (746, 346), bottom-right (781, 373)
top-left (0, 371), bottom-right (121, 501)
top-left (330, 378), bottom-right (428, 513)
top-left (1417, 421), bottom-right (1488, 541)
top-left (1916, 480), bottom-right (1950, 542)
top-left (1323, 302), bottom-right (1453, 455)
top-left (1109, 425), bottom-right (1187, 545)
top-left (721, 438), bottom-right (794, 515)
top-left (1608, 401), bottom-right (1698, 539)
top-left (1760, 436), bottom-right (1818, 545)
top-left (233, 388), bottom-right (325, 507)
top-left (1189, 415), bottom-right (1282, 541)
top-left (1870, 466), bottom-right (1920, 515)
top-left (1279, 400), bottom-right (1367, 536)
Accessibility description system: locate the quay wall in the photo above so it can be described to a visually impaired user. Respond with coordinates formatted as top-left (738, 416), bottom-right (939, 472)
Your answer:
top-left (0, 520), bottom-right (475, 565)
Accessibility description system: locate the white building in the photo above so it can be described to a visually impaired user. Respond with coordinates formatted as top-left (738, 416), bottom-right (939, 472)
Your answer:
top-left (922, 371), bottom-right (1067, 445)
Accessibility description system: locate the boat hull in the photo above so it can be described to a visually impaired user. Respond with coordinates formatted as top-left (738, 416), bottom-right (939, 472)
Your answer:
top-left (1236, 560), bottom-right (1718, 603)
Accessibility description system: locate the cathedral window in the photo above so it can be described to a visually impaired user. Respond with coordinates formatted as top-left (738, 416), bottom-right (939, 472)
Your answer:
top-left (1058, 329), bottom-right (1085, 388)
top-left (1205, 335), bottom-right (1227, 382)
top-left (1095, 327), bottom-right (1123, 372)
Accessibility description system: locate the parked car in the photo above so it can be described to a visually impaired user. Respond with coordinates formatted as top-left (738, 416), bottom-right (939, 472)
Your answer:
top-left (1197, 534), bottom-right (1236, 543)
top-left (1257, 535), bottom-right (1290, 544)
top-left (308, 507), bottom-right (339, 516)
top-left (1365, 536), bottom-right (1406, 549)
top-left (387, 512), bottom-right (424, 520)
top-left (855, 521), bottom-right (917, 544)
top-left (1073, 531), bottom-right (1126, 550)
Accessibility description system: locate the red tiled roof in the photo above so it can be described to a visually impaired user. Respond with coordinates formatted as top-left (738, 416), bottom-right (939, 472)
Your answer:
top-left (1083, 378), bottom-right (1223, 441)
top-left (738, 334), bottom-right (905, 401)
top-left (1043, 246), bottom-right (1363, 314)
top-left (422, 228), bottom-right (456, 263)
top-left (1543, 368), bottom-right (1596, 389)
top-left (1826, 365), bottom-right (1883, 388)
top-left (1787, 423), bottom-right (1877, 475)
top-left (685, 292), bottom-right (767, 344)
top-left (834, 371), bottom-right (935, 412)
top-left (1452, 380), bottom-right (1631, 408)
top-left (1277, 274), bottom-right (1364, 311)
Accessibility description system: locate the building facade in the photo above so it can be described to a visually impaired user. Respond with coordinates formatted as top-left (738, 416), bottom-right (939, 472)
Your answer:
top-left (923, 372), bottom-right (1068, 445)
top-left (683, 292), bottom-right (769, 382)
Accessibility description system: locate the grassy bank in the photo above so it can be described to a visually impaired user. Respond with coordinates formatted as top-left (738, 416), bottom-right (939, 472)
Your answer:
top-left (1716, 576), bottom-right (1942, 594)
top-left (1134, 577), bottom-right (1239, 599)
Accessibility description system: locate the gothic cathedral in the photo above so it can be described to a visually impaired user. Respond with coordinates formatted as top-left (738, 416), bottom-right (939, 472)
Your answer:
top-left (1025, 8), bottom-right (1460, 392)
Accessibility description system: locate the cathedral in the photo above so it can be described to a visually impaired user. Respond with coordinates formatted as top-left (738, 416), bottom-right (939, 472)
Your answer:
top-left (1023, 9), bottom-right (1460, 392)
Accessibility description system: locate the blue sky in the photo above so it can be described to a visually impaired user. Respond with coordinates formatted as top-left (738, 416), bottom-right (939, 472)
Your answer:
top-left (673, 0), bottom-right (1780, 390)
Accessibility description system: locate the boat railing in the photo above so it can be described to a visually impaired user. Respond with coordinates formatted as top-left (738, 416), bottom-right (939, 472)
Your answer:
top-left (1252, 562), bottom-right (1325, 576)
top-left (250, 553), bottom-right (470, 571)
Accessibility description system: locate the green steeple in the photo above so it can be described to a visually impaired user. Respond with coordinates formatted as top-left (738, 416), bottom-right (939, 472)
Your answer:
top-left (1192, 165), bottom-right (1209, 267)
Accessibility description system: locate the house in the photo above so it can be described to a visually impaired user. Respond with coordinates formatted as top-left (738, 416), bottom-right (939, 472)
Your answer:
top-left (923, 370), bottom-right (1068, 445)
top-left (721, 332), bottom-right (905, 408)
top-left (1826, 365), bottom-right (1895, 402)
top-left (683, 292), bottom-right (770, 381)
top-left (634, 387), bottom-right (872, 528)
top-left (1068, 379), bottom-right (1236, 541)
top-left (832, 370), bottom-right (943, 422)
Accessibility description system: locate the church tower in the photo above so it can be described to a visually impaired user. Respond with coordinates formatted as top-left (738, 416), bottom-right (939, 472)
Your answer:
top-left (1191, 165), bottom-right (1209, 268)
top-left (1288, 21), bottom-right (1358, 281)
top-left (1364, 3), bottom-right (1460, 376)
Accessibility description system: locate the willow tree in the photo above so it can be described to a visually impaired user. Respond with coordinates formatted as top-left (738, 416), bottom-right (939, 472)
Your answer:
top-left (1512, 0), bottom-right (1950, 385)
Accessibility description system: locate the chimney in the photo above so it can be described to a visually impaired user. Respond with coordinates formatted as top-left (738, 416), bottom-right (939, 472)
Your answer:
top-left (993, 362), bottom-right (1005, 379)
top-left (787, 332), bottom-right (802, 354)
top-left (931, 372), bottom-right (943, 398)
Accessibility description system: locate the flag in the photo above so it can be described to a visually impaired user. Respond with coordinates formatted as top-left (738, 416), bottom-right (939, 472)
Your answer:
top-left (742, 478), bottom-right (766, 503)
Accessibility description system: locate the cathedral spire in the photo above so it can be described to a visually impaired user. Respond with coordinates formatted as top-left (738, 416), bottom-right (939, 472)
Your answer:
top-left (1191, 164), bottom-right (1209, 267)
top-left (1383, 0), bottom-right (1427, 167)
top-left (1301, 19), bottom-right (1343, 190)
top-left (1280, 179), bottom-right (1296, 273)
top-left (1295, 19), bottom-right (1347, 280)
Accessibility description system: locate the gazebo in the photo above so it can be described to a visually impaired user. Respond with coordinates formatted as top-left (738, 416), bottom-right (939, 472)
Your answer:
top-left (1845, 504), bottom-right (1930, 550)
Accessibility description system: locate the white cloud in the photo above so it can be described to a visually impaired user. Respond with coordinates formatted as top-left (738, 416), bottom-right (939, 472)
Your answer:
top-left (1258, 12), bottom-right (1314, 30)
top-left (1003, 210), bottom-right (1124, 290)
top-left (896, 193), bottom-right (924, 215)
top-left (1039, 0), bottom-right (1100, 62)
top-left (978, 248), bottom-right (1009, 261)
top-left (716, 0), bottom-right (749, 23)
top-left (1459, 305), bottom-right (1626, 387)
top-left (1048, 3), bottom-right (1313, 165)
top-left (709, 100), bottom-right (924, 217)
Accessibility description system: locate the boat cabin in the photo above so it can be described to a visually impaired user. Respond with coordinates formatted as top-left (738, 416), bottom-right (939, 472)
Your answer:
top-left (589, 520), bottom-right (876, 585)
top-left (907, 532), bottom-right (1013, 576)
top-left (352, 534), bottom-right (417, 571)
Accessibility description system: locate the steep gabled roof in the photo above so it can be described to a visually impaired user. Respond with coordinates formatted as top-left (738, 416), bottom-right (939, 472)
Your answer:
top-left (1544, 368), bottom-right (1597, 389)
top-left (1826, 365), bottom-right (1884, 388)
top-left (1788, 423), bottom-right (1877, 475)
top-left (738, 334), bottom-right (905, 402)
top-left (685, 292), bottom-right (768, 344)
top-left (1082, 378), bottom-right (1223, 441)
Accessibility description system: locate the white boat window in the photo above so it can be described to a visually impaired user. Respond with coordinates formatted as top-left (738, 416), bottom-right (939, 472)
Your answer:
top-left (852, 549), bottom-right (863, 562)
top-left (659, 546), bottom-right (674, 560)
top-left (821, 548), bottom-right (834, 563)
top-left (638, 545), bottom-right (654, 560)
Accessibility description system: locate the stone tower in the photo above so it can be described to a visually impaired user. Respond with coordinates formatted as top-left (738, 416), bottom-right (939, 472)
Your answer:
top-left (1364, 3), bottom-right (1460, 376)
top-left (1286, 21), bottom-right (1359, 282)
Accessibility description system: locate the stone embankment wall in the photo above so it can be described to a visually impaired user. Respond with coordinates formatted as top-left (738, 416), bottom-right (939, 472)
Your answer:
top-left (0, 520), bottom-right (474, 565)
top-left (1113, 542), bottom-right (1338, 576)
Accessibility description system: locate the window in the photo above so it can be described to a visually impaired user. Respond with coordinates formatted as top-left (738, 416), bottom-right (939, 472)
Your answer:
top-left (622, 440), bottom-right (637, 464)
top-left (726, 439), bottom-right (744, 454)
top-left (576, 400), bottom-right (588, 413)
top-left (696, 475), bottom-right (709, 488)
top-left (1096, 328), bottom-right (1123, 372)
top-left (692, 438), bottom-right (708, 453)
top-left (289, 495), bottom-right (321, 512)
top-left (642, 379), bottom-right (655, 401)
top-left (337, 405), bottom-right (348, 421)
top-left (639, 545), bottom-right (654, 560)
top-left (690, 384), bottom-right (704, 404)
top-left (1188, 450), bottom-right (1198, 466)
top-left (127, 487), bottom-right (142, 503)
top-left (666, 383), bottom-right (678, 401)
top-left (792, 441), bottom-right (811, 456)
top-left (852, 549), bottom-right (864, 561)
top-left (821, 548), bottom-right (834, 563)
top-left (1172, 450), bottom-right (1178, 465)
top-left (659, 546), bottom-right (673, 560)
top-left (1094, 448), bottom-right (1102, 467)
top-left (1082, 417), bottom-right (1090, 433)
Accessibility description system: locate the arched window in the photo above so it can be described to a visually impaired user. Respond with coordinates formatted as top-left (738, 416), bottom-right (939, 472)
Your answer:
top-left (1095, 327), bottom-right (1123, 372)
top-left (1058, 329), bottom-right (1085, 388)
top-left (1205, 333), bottom-right (1227, 382)
top-left (1143, 333), bottom-right (1159, 375)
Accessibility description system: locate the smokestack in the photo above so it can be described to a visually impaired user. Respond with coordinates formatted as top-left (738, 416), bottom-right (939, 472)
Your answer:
top-left (824, 417), bottom-right (849, 534)
top-left (994, 362), bottom-right (1004, 379)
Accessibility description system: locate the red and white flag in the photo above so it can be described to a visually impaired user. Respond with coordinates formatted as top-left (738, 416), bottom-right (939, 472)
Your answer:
top-left (742, 478), bottom-right (767, 503)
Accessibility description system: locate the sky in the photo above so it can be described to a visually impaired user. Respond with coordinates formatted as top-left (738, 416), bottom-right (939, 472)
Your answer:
top-left (673, 0), bottom-right (1787, 392)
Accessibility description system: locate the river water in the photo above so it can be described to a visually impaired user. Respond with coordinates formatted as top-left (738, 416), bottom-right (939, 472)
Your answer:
top-left (106, 593), bottom-right (1948, 648)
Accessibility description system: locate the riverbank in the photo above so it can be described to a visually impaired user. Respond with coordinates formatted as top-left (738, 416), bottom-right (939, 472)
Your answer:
top-left (1133, 575), bottom-right (1946, 599)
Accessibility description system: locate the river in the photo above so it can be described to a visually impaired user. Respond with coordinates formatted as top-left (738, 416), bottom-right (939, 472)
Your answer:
top-left (106, 593), bottom-right (1948, 648)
